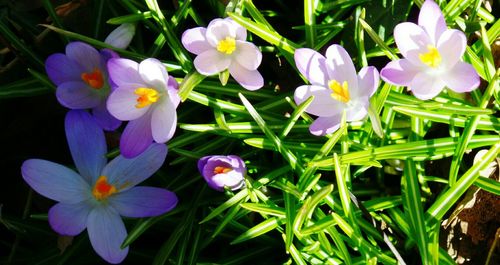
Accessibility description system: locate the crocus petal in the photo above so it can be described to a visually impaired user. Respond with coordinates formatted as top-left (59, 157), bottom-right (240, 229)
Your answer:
top-left (394, 22), bottom-right (433, 65)
top-left (325, 44), bottom-right (358, 89)
top-left (194, 50), bottom-right (231, 75)
top-left (167, 76), bottom-right (181, 107)
top-left (209, 171), bottom-right (245, 191)
top-left (109, 187), bottom-right (178, 218)
top-left (409, 72), bottom-right (445, 100)
top-left (225, 17), bottom-right (247, 40)
top-left (197, 156), bottom-right (210, 173)
top-left (107, 58), bottom-right (142, 86)
top-left (181, 27), bottom-right (212, 55)
top-left (104, 23), bottom-right (136, 49)
top-left (107, 83), bottom-right (150, 121)
top-left (139, 58), bottom-right (168, 91)
top-left (228, 62), bottom-right (263, 91)
top-left (418, 0), bottom-right (447, 44)
top-left (235, 41), bottom-right (262, 70)
top-left (151, 100), bottom-right (177, 143)
top-left (56, 81), bottom-right (101, 109)
top-left (356, 66), bottom-right (379, 99)
top-left (437, 29), bottom-right (466, 69)
top-left (45, 54), bottom-right (84, 86)
top-left (118, 114), bottom-right (154, 158)
top-left (21, 159), bottom-right (91, 203)
top-left (294, 48), bottom-right (328, 86)
top-left (48, 201), bottom-right (92, 236)
top-left (206, 18), bottom-right (233, 47)
top-left (103, 143), bottom-right (167, 188)
top-left (441, 62), bottom-right (480, 93)
top-left (65, 110), bottom-right (107, 184)
top-left (92, 102), bottom-right (122, 131)
top-left (346, 101), bottom-right (368, 121)
top-left (65, 42), bottom-right (101, 72)
top-left (380, 59), bottom-right (420, 86)
top-left (294, 85), bottom-right (343, 117)
top-left (309, 115), bottom-right (342, 136)
top-left (87, 206), bottom-right (128, 264)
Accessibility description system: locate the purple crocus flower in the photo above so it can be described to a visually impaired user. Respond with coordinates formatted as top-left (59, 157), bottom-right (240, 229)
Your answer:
top-left (181, 17), bottom-right (263, 90)
top-left (197, 155), bottom-right (246, 191)
top-left (45, 41), bottom-right (121, 130)
top-left (380, 0), bottom-right (480, 100)
top-left (21, 110), bottom-right (177, 264)
top-left (294, 44), bottom-right (379, 136)
top-left (106, 58), bottom-right (180, 158)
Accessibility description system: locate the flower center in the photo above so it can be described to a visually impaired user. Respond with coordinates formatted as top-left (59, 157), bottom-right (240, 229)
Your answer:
top-left (92, 176), bottom-right (117, 200)
top-left (214, 166), bottom-right (232, 174)
top-left (217, 37), bottom-right (236, 55)
top-left (134, 87), bottom-right (159, 108)
top-left (419, 45), bottom-right (442, 68)
top-left (328, 80), bottom-right (350, 103)
top-left (81, 68), bottom-right (104, 89)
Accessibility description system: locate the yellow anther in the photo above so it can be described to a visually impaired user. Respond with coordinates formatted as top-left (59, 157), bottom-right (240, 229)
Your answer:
top-left (328, 80), bottom-right (350, 103)
top-left (216, 37), bottom-right (236, 55)
top-left (134, 87), bottom-right (159, 108)
top-left (419, 45), bottom-right (442, 68)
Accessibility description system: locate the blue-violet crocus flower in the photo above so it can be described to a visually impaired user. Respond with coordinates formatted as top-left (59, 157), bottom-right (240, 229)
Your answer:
top-left (21, 110), bottom-right (177, 264)
top-left (181, 17), bottom-right (263, 90)
top-left (294, 44), bottom-right (379, 136)
top-left (107, 58), bottom-right (180, 158)
top-left (45, 41), bottom-right (121, 130)
top-left (380, 0), bottom-right (480, 100)
top-left (198, 155), bottom-right (246, 191)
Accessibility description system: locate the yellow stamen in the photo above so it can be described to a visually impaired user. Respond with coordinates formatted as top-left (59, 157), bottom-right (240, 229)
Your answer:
top-left (214, 166), bottom-right (232, 174)
top-left (328, 80), bottom-right (350, 103)
top-left (217, 37), bottom-right (236, 55)
top-left (92, 176), bottom-right (117, 200)
top-left (81, 68), bottom-right (104, 89)
top-left (134, 87), bottom-right (159, 108)
top-left (419, 45), bottom-right (442, 68)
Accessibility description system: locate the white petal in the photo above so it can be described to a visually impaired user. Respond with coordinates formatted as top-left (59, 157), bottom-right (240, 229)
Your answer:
top-left (107, 83), bottom-right (150, 121)
top-left (206, 18), bottom-right (234, 47)
top-left (235, 41), bottom-right (262, 70)
top-left (228, 62), bottom-right (263, 90)
top-left (437, 29), bottom-right (466, 69)
top-left (194, 50), bottom-right (231, 75)
top-left (181, 27), bottom-right (212, 54)
top-left (151, 100), bottom-right (177, 143)
top-left (139, 58), bottom-right (168, 91)
top-left (325, 45), bottom-right (358, 90)
top-left (418, 0), bottom-right (447, 44)
top-left (409, 72), bottom-right (445, 100)
top-left (441, 62), bottom-right (480, 93)
top-left (294, 85), bottom-right (344, 117)
top-left (394, 22), bottom-right (433, 65)
top-left (294, 48), bottom-right (328, 86)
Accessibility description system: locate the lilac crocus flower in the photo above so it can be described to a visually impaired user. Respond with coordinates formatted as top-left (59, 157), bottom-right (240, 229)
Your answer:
top-left (45, 41), bottom-right (121, 130)
top-left (198, 155), bottom-right (246, 191)
top-left (294, 44), bottom-right (379, 136)
top-left (181, 17), bottom-right (263, 90)
top-left (106, 58), bottom-right (180, 158)
top-left (105, 23), bottom-right (136, 49)
top-left (21, 110), bottom-right (177, 264)
top-left (380, 0), bottom-right (480, 100)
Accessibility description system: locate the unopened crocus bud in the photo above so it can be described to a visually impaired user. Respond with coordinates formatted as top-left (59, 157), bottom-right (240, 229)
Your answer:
top-left (197, 155), bottom-right (246, 191)
top-left (104, 23), bottom-right (136, 49)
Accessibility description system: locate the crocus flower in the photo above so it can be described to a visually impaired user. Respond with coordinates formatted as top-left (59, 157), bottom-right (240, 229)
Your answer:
top-left (104, 23), bottom-right (136, 49)
top-left (45, 41), bottom-right (121, 130)
top-left (21, 110), bottom-right (177, 264)
top-left (107, 58), bottom-right (180, 158)
top-left (380, 0), bottom-right (480, 100)
top-left (198, 155), bottom-right (246, 191)
top-left (181, 17), bottom-right (263, 90)
top-left (294, 44), bottom-right (379, 136)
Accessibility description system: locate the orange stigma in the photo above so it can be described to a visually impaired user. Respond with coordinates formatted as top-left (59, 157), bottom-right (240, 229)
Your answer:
top-left (81, 68), bottom-right (104, 89)
top-left (92, 176), bottom-right (117, 200)
top-left (214, 166), bottom-right (232, 174)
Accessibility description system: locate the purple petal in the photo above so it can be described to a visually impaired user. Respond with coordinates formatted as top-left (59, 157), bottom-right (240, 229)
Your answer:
top-left (119, 114), bottom-right (154, 158)
top-left (394, 22), bottom-right (433, 65)
top-left (104, 23), bottom-right (136, 49)
top-left (205, 18), bottom-right (233, 47)
top-left (409, 72), bottom-right (445, 100)
top-left (441, 62), bottom-right (480, 93)
top-left (309, 115), bottom-right (342, 136)
top-left (167, 76), bottom-right (181, 107)
top-left (355, 66), bottom-right (379, 99)
top-left (139, 58), bottom-right (168, 91)
top-left (92, 102), bottom-right (122, 131)
top-left (151, 100), bottom-right (177, 143)
top-left (294, 85), bottom-right (343, 117)
top-left (107, 58), bottom-right (142, 86)
top-left (87, 206), bottom-right (128, 264)
top-left (107, 83), bottom-right (150, 121)
top-left (65, 42), bottom-right (101, 73)
top-left (346, 101), bottom-right (368, 122)
top-left (197, 156), bottom-right (210, 173)
top-left (380, 59), bottom-right (420, 86)
top-left (103, 143), bottom-right (167, 188)
top-left (21, 159), bottom-right (91, 203)
top-left (56, 81), bottom-right (101, 109)
top-left (181, 27), bottom-right (212, 55)
top-left (65, 110), bottom-right (107, 184)
top-left (437, 29), bottom-right (466, 69)
top-left (194, 49), bottom-right (231, 75)
top-left (201, 155), bottom-right (246, 191)
top-left (225, 17), bottom-right (247, 41)
top-left (208, 170), bottom-right (245, 191)
top-left (99, 49), bottom-right (120, 64)
top-left (418, 0), bottom-right (447, 44)
top-left (48, 201), bottom-right (92, 236)
top-left (45, 53), bottom-right (84, 86)
top-left (228, 62), bottom-right (263, 91)
top-left (109, 187), bottom-right (177, 218)
top-left (235, 41), bottom-right (262, 70)
top-left (294, 48), bottom-right (328, 86)
top-left (325, 44), bottom-right (358, 89)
